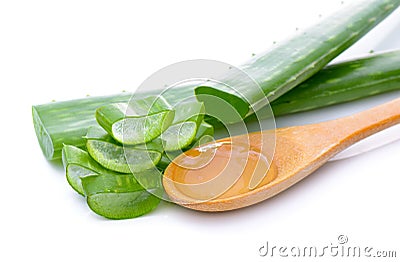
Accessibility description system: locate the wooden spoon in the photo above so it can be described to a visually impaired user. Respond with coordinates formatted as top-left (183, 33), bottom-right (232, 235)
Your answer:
top-left (163, 97), bottom-right (400, 212)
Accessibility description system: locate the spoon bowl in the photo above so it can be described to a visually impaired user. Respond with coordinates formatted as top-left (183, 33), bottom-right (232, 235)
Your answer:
top-left (163, 97), bottom-right (400, 211)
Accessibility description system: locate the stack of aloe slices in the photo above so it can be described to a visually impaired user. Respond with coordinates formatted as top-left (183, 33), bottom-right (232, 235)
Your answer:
top-left (62, 95), bottom-right (212, 219)
top-left (32, 0), bottom-right (400, 219)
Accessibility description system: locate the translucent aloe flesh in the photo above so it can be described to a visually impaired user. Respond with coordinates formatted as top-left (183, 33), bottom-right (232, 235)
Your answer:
top-left (161, 121), bottom-right (198, 151)
top-left (158, 101), bottom-right (205, 151)
top-left (86, 140), bottom-right (162, 173)
top-left (157, 121), bottom-right (215, 169)
top-left (172, 101), bottom-right (205, 126)
top-left (85, 126), bottom-right (163, 173)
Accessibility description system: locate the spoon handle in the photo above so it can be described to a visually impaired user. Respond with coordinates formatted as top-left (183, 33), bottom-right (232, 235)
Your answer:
top-left (320, 97), bottom-right (400, 151)
top-left (331, 124), bottom-right (400, 161)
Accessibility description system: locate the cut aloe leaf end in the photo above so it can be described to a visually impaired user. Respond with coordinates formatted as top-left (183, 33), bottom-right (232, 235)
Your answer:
top-left (62, 145), bottom-right (109, 195)
top-left (86, 139), bottom-right (162, 173)
top-left (65, 165), bottom-right (96, 195)
top-left (195, 87), bottom-right (250, 122)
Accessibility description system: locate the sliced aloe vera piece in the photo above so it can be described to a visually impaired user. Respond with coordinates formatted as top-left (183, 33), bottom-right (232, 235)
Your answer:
top-left (81, 168), bottom-right (162, 219)
top-left (85, 125), bottom-right (163, 173)
top-left (191, 121), bottom-right (215, 147)
top-left (194, 121), bottom-right (214, 141)
top-left (64, 165), bottom-right (97, 195)
top-left (172, 101), bottom-right (205, 126)
top-left (85, 125), bottom-right (115, 143)
top-left (157, 122), bottom-right (215, 170)
top-left (86, 125), bottom-right (164, 152)
top-left (82, 172), bottom-right (141, 195)
top-left (86, 192), bottom-right (161, 220)
top-left (86, 140), bottom-right (161, 173)
top-left (161, 121), bottom-right (197, 151)
top-left (62, 145), bottom-right (119, 195)
top-left (133, 137), bottom-right (164, 153)
top-left (159, 101), bottom-right (205, 151)
top-left (96, 96), bottom-right (175, 145)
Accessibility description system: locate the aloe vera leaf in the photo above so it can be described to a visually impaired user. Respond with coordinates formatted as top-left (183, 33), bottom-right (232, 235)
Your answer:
top-left (81, 168), bottom-right (162, 219)
top-left (33, 93), bottom-right (132, 160)
top-left (195, 0), bottom-right (400, 122)
top-left (270, 49), bottom-right (400, 116)
top-left (33, 50), bottom-right (400, 160)
top-left (62, 145), bottom-right (122, 195)
top-left (96, 100), bottom-right (175, 145)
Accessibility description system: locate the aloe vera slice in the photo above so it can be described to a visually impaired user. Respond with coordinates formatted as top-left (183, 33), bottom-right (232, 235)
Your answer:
top-left (86, 192), bottom-right (161, 220)
top-left (85, 125), bottom-right (115, 143)
top-left (134, 137), bottom-right (164, 152)
top-left (161, 121), bottom-right (198, 151)
top-left (191, 121), bottom-right (215, 147)
top-left (157, 121), bottom-right (215, 170)
top-left (86, 140), bottom-right (161, 173)
top-left (195, 0), bottom-right (400, 122)
top-left (62, 145), bottom-right (120, 195)
top-left (81, 168), bottom-right (162, 219)
top-left (82, 172), bottom-right (141, 195)
top-left (85, 126), bottom-right (163, 173)
top-left (172, 101), bottom-right (205, 126)
top-left (96, 96), bottom-right (175, 145)
top-left (86, 125), bottom-right (164, 152)
top-left (159, 101), bottom-right (205, 151)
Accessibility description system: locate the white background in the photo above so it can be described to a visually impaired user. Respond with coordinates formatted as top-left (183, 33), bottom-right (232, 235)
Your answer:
top-left (1, 0), bottom-right (400, 261)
